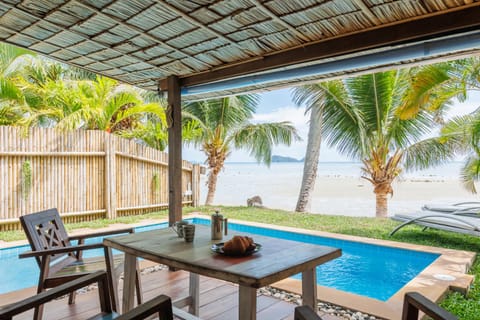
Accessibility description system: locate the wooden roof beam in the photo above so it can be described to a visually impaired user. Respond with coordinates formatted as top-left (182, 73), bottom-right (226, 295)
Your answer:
top-left (159, 4), bottom-right (480, 91)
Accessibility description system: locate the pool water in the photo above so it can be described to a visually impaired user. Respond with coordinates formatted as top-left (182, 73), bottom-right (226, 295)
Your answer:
top-left (0, 218), bottom-right (439, 301)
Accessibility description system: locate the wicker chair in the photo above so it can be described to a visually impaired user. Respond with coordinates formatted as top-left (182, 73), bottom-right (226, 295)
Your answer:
top-left (294, 292), bottom-right (457, 320)
top-left (19, 208), bottom-right (142, 320)
top-left (0, 271), bottom-right (172, 320)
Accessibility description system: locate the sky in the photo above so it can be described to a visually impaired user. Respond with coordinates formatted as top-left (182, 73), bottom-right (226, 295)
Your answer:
top-left (183, 87), bottom-right (480, 164)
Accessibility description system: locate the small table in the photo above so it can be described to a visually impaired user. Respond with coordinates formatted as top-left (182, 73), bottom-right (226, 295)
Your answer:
top-left (103, 224), bottom-right (341, 320)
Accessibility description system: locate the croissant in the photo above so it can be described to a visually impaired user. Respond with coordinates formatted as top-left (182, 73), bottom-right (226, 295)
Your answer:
top-left (223, 235), bottom-right (255, 254)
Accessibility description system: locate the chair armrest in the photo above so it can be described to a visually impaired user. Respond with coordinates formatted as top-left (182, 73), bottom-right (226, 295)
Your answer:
top-left (19, 243), bottom-right (104, 259)
top-left (115, 294), bottom-right (173, 320)
top-left (68, 227), bottom-right (135, 241)
top-left (402, 292), bottom-right (458, 320)
top-left (0, 271), bottom-right (111, 319)
top-left (294, 306), bottom-right (323, 320)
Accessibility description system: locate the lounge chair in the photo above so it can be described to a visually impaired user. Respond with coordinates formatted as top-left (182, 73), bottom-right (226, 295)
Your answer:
top-left (0, 270), bottom-right (173, 320)
top-left (389, 210), bottom-right (480, 236)
top-left (422, 202), bottom-right (480, 215)
top-left (19, 208), bottom-right (143, 320)
top-left (294, 292), bottom-right (457, 320)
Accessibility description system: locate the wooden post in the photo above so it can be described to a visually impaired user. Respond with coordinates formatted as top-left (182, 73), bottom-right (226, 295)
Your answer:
top-left (166, 76), bottom-right (182, 226)
top-left (302, 268), bottom-right (318, 311)
top-left (188, 273), bottom-right (200, 315)
top-left (105, 133), bottom-right (117, 219)
top-left (191, 164), bottom-right (200, 207)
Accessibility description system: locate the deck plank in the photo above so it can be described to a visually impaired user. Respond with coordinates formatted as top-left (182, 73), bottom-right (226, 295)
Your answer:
top-left (1, 267), bottom-right (314, 320)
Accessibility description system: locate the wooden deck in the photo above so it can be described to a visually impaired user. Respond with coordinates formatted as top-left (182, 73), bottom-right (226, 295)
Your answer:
top-left (0, 264), bottom-right (341, 320)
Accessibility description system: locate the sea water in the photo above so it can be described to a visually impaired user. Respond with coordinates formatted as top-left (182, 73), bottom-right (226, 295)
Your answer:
top-left (199, 161), bottom-right (475, 217)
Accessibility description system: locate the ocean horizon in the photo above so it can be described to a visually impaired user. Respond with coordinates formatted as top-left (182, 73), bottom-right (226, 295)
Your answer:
top-left (199, 161), bottom-right (476, 217)
top-left (215, 161), bottom-right (466, 179)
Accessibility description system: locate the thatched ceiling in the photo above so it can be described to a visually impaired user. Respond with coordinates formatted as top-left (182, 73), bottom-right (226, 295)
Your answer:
top-left (1, 0), bottom-right (480, 100)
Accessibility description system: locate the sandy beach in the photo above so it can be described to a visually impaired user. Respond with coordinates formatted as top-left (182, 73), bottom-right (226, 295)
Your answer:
top-left (200, 163), bottom-right (478, 217)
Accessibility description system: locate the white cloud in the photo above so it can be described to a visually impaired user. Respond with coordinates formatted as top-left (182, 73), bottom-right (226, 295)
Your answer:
top-left (445, 91), bottom-right (480, 120)
top-left (253, 105), bottom-right (309, 133)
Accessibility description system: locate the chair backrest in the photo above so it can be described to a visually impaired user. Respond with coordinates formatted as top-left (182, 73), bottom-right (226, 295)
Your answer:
top-left (19, 208), bottom-right (73, 267)
top-left (0, 270), bottom-right (172, 320)
top-left (402, 292), bottom-right (457, 320)
top-left (0, 271), bottom-right (113, 319)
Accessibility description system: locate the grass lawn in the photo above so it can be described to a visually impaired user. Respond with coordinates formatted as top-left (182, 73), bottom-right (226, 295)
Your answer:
top-left (1, 206), bottom-right (479, 319)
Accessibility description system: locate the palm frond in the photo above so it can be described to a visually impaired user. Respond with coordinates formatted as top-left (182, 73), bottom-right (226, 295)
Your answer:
top-left (0, 78), bottom-right (23, 101)
top-left (0, 102), bottom-right (21, 125)
top-left (438, 114), bottom-right (477, 152)
top-left (293, 81), bottom-right (364, 159)
top-left (117, 120), bottom-right (168, 151)
top-left (461, 156), bottom-right (480, 193)
top-left (0, 42), bottom-right (34, 76)
top-left (349, 72), bottom-right (398, 126)
top-left (231, 121), bottom-right (299, 165)
top-left (397, 64), bottom-right (452, 119)
top-left (183, 94), bottom-right (259, 133)
top-left (403, 137), bottom-right (460, 170)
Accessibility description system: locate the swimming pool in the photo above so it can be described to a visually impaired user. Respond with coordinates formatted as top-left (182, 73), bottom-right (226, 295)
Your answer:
top-left (0, 218), bottom-right (439, 300)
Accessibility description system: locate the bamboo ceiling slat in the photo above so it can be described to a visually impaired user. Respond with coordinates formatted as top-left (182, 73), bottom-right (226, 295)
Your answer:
top-left (0, 0), bottom-right (478, 99)
top-left (370, 1), bottom-right (429, 22)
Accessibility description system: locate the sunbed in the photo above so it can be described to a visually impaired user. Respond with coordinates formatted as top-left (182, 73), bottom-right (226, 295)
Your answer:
top-left (390, 210), bottom-right (480, 237)
top-left (422, 202), bottom-right (480, 215)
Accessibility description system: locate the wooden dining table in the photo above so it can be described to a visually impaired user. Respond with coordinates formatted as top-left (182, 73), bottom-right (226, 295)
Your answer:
top-left (103, 224), bottom-right (341, 320)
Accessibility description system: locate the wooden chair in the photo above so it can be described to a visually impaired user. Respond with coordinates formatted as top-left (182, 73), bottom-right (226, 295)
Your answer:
top-left (0, 271), bottom-right (173, 320)
top-left (294, 292), bottom-right (457, 320)
top-left (19, 208), bottom-right (143, 320)
top-left (402, 292), bottom-right (457, 320)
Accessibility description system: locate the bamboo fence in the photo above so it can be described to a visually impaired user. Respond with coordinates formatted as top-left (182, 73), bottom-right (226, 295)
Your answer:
top-left (0, 126), bottom-right (203, 231)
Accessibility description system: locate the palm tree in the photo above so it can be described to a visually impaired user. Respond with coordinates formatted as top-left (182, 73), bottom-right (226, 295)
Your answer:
top-left (55, 77), bottom-right (165, 133)
top-left (290, 82), bottom-right (343, 215)
top-left (0, 44), bottom-right (171, 148)
top-left (397, 58), bottom-right (480, 194)
top-left (461, 114), bottom-right (480, 193)
top-left (16, 65), bottom-right (166, 134)
top-left (294, 70), bottom-right (457, 217)
top-left (183, 95), bottom-right (300, 205)
top-left (434, 113), bottom-right (480, 192)
top-left (0, 43), bottom-right (34, 125)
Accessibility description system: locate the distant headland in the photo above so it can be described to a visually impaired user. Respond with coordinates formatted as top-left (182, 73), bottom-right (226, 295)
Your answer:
top-left (271, 155), bottom-right (304, 162)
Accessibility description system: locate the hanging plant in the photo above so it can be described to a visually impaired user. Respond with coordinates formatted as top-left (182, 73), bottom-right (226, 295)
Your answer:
top-left (21, 160), bottom-right (32, 200)
top-left (151, 172), bottom-right (160, 194)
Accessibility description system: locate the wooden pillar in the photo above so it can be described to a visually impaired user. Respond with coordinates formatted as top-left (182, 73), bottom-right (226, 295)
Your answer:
top-left (166, 75), bottom-right (182, 226)
top-left (105, 133), bottom-right (116, 219)
top-left (191, 164), bottom-right (201, 207)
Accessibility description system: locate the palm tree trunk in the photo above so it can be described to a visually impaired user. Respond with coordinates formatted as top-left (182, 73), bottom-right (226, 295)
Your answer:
top-left (295, 107), bottom-right (323, 212)
top-left (375, 192), bottom-right (389, 218)
top-left (205, 169), bottom-right (219, 205)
